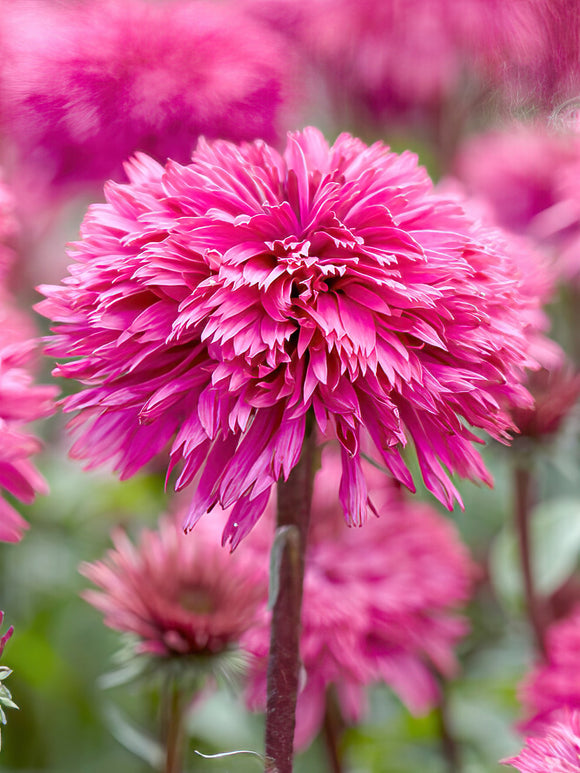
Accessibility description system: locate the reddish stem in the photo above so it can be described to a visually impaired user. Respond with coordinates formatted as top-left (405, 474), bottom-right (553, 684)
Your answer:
top-left (264, 424), bottom-right (316, 773)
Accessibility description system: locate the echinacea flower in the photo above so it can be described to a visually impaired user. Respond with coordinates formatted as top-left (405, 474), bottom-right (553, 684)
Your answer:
top-left (0, 298), bottom-right (56, 542)
top-left (38, 127), bottom-right (537, 547)
top-left (503, 709), bottom-right (580, 772)
top-left (243, 447), bottom-right (474, 748)
top-left (0, 0), bottom-right (288, 194)
top-left (510, 363), bottom-right (580, 440)
top-left (453, 124), bottom-right (580, 283)
top-left (80, 514), bottom-right (266, 663)
top-left (520, 605), bottom-right (580, 731)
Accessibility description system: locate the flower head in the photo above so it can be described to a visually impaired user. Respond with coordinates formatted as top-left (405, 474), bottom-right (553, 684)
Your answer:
top-left (520, 605), bottom-right (580, 731)
top-left (511, 363), bottom-right (580, 440)
top-left (39, 127), bottom-right (536, 547)
top-left (503, 710), bottom-right (580, 772)
top-left (243, 447), bottom-right (474, 748)
top-left (0, 0), bottom-right (287, 193)
top-left (0, 298), bottom-right (56, 542)
top-left (454, 124), bottom-right (580, 283)
top-left (81, 513), bottom-right (266, 661)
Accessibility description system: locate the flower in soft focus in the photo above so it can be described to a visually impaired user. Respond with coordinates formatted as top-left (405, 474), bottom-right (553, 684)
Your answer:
top-left (510, 364), bottom-right (580, 440)
top-left (0, 178), bottom-right (17, 282)
top-left (80, 514), bottom-right (266, 666)
top-left (0, 0), bottom-right (288, 194)
top-left (503, 710), bottom-right (580, 772)
top-left (243, 448), bottom-right (474, 748)
top-left (38, 127), bottom-right (537, 547)
top-left (244, 0), bottom-right (550, 124)
top-left (0, 298), bottom-right (56, 543)
top-left (520, 605), bottom-right (580, 732)
top-left (0, 612), bottom-right (12, 660)
top-left (454, 124), bottom-right (580, 283)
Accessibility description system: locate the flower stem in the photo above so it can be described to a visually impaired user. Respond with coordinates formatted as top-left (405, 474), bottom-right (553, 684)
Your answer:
top-left (162, 680), bottom-right (185, 773)
top-left (435, 681), bottom-right (461, 773)
top-left (264, 421), bottom-right (316, 773)
top-left (514, 465), bottom-right (547, 657)
top-left (322, 689), bottom-right (345, 773)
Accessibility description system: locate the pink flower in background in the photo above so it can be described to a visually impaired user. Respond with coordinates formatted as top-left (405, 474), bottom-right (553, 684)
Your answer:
top-left (243, 448), bottom-right (474, 748)
top-left (244, 0), bottom-right (550, 124)
top-left (511, 363), bottom-right (580, 440)
top-left (0, 611), bottom-right (13, 659)
top-left (0, 178), bottom-right (18, 282)
top-left (0, 0), bottom-right (288, 194)
top-left (0, 299), bottom-right (56, 543)
top-left (454, 124), bottom-right (580, 283)
top-left (81, 514), bottom-right (266, 659)
top-left (503, 710), bottom-right (580, 772)
top-left (520, 605), bottom-right (580, 731)
top-left (38, 127), bottom-right (536, 547)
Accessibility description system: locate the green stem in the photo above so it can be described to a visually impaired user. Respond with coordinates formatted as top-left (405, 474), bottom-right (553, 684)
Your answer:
top-left (162, 680), bottom-right (185, 773)
top-left (322, 689), bottom-right (345, 773)
top-left (264, 422), bottom-right (316, 773)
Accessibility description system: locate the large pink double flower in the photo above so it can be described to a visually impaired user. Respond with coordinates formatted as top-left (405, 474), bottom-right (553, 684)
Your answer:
top-left (39, 128), bottom-right (536, 545)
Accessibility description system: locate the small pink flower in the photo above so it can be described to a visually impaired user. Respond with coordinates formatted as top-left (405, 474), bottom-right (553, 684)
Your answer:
top-left (0, 611), bottom-right (13, 659)
top-left (454, 124), bottom-right (580, 284)
top-left (39, 127), bottom-right (537, 547)
top-left (0, 0), bottom-right (288, 193)
top-left (243, 448), bottom-right (474, 748)
top-left (503, 709), bottom-right (580, 772)
top-left (0, 298), bottom-right (56, 543)
top-left (511, 364), bottom-right (580, 440)
top-left (81, 514), bottom-right (266, 659)
top-left (520, 606), bottom-right (580, 732)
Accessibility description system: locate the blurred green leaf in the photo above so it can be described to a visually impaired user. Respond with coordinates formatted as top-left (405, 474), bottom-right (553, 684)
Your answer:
top-left (490, 497), bottom-right (580, 605)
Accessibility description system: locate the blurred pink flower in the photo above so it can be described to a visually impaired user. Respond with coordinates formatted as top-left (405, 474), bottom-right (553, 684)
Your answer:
top-left (503, 709), bottom-right (580, 772)
top-left (0, 0), bottom-right (288, 194)
top-left (511, 364), bottom-right (580, 440)
top-left (243, 448), bottom-right (474, 748)
top-left (244, 0), bottom-right (551, 123)
top-left (520, 605), bottom-right (580, 731)
top-left (38, 127), bottom-right (536, 547)
top-left (0, 611), bottom-right (13, 659)
top-left (0, 298), bottom-right (56, 543)
top-left (81, 514), bottom-right (266, 659)
top-left (454, 124), bottom-right (580, 283)
top-left (0, 177), bottom-right (18, 281)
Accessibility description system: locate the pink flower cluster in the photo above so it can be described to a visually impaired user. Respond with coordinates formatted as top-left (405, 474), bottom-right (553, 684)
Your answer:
top-left (39, 128), bottom-right (536, 546)
top-left (0, 299), bottom-right (56, 542)
top-left (81, 514), bottom-right (266, 659)
top-left (243, 449), bottom-right (474, 748)
top-left (0, 0), bottom-right (288, 193)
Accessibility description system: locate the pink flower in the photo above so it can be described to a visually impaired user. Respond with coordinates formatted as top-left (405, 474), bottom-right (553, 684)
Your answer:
top-left (520, 606), bottom-right (580, 731)
top-left (244, 0), bottom-right (550, 123)
top-left (503, 710), bottom-right (580, 772)
top-left (243, 447), bottom-right (474, 748)
top-left (0, 298), bottom-right (56, 543)
top-left (511, 363), bottom-right (580, 440)
top-left (80, 513), bottom-right (266, 659)
top-left (454, 124), bottom-right (580, 283)
top-left (38, 127), bottom-right (536, 547)
top-left (0, 611), bottom-right (13, 659)
top-left (0, 0), bottom-right (287, 193)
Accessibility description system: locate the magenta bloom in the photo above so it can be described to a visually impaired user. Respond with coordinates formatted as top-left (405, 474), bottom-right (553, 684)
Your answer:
top-left (0, 298), bottom-right (56, 543)
top-left (454, 124), bottom-right (580, 283)
top-left (243, 448), bottom-right (474, 748)
top-left (520, 605), bottom-right (580, 731)
top-left (0, 611), bottom-right (13, 659)
top-left (245, 0), bottom-right (549, 123)
top-left (39, 127), bottom-right (536, 547)
top-left (81, 513), bottom-right (266, 659)
top-left (503, 710), bottom-right (580, 772)
top-left (511, 363), bottom-right (580, 440)
top-left (0, 0), bottom-right (287, 192)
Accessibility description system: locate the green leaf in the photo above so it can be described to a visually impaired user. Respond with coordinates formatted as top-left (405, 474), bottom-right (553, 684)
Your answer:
top-left (490, 497), bottom-right (580, 605)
